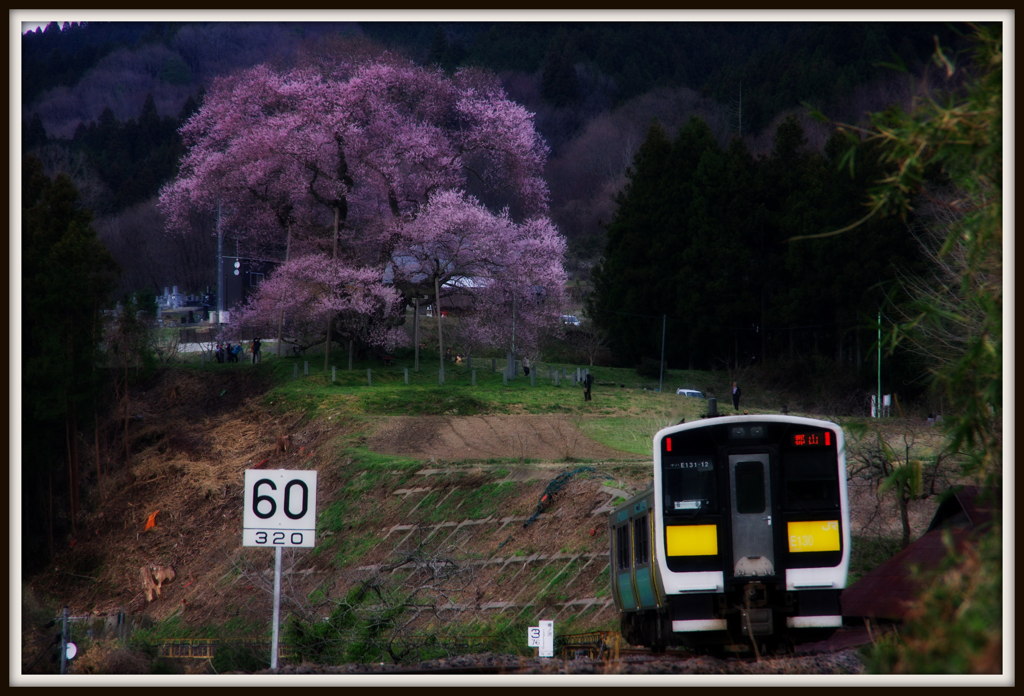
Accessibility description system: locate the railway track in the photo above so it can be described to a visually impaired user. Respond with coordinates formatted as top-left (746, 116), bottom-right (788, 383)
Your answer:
top-left (162, 625), bottom-right (877, 675)
top-left (556, 624), bottom-right (876, 659)
top-left (269, 642), bottom-right (869, 675)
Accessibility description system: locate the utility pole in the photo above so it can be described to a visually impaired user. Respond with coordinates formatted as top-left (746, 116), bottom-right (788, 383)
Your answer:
top-left (732, 83), bottom-right (743, 136)
top-left (324, 207), bottom-right (340, 374)
top-left (58, 607), bottom-right (69, 674)
top-left (276, 219), bottom-right (292, 357)
top-left (216, 203), bottom-right (223, 324)
top-left (508, 294), bottom-right (517, 380)
top-left (876, 310), bottom-right (882, 418)
top-left (737, 83), bottom-right (742, 136)
top-left (413, 296), bottom-right (420, 372)
top-left (658, 314), bottom-right (667, 392)
top-left (435, 275), bottom-right (444, 384)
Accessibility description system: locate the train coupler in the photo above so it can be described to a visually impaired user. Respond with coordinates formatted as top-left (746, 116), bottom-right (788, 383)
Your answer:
top-left (740, 581), bottom-right (773, 637)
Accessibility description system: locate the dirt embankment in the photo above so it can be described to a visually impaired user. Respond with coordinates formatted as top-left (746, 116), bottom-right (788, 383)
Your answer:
top-left (25, 369), bottom-right (323, 623)
top-left (368, 414), bottom-right (631, 462)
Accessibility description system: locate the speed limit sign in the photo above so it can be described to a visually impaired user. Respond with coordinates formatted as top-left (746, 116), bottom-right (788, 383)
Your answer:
top-left (243, 469), bottom-right (317, 547)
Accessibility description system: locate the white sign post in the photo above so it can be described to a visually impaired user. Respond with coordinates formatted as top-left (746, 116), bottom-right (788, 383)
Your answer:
top-left (539, 619), bottom-right (554, 658)
top-left (243, 470), bottom-right (317, 670)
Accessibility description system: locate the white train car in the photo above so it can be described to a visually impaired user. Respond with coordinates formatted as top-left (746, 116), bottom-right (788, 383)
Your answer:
top-left (611, 415), bottom-right (850, 651)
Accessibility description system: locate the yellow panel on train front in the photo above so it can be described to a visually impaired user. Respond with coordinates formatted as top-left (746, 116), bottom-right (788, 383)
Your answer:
top-left (787, 520), bottom-right (841, 552)
top-left (665, 524), bottom-right (718, 556)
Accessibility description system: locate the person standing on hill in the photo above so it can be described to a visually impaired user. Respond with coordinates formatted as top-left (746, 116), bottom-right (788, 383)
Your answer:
top-left (252, 337), bottom-right (262, 364)
top-left (731, 381), bottom-right (741, 412)
top-left (583, 372), bottom-right (594, 401)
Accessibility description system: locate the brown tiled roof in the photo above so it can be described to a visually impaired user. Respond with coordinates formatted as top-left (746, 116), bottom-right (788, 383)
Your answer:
top-left (925, 485), bottom-right (999, 532)
top-left (841, 486), bottom-right (999, 621)
top-left (841, 527), bottom-right (975, 620)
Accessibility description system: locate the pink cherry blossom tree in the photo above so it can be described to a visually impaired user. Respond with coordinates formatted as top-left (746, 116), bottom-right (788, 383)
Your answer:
top-left (388, 189), bottom-right (513, 373)
top-left (227, 253), bottom-right (403, 353)
top-left (456, 214), bottom-right (568, 356)
top-left (159, 54), bottom-right (565, 360)
top-left (390, 190), bottom-right (566, 368)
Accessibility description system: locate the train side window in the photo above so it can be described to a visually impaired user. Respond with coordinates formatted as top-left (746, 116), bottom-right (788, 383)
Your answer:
top-left (632, 515), bottom-right (649, 565)
top-left (616, 524), bottom-right (631, 570)
top-left (735, 460), bottom-right (765, 513)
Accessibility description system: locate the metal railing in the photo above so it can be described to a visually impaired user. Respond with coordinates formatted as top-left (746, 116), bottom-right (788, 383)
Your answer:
top-left (556, 631), bottom-right (620, 659)
top-left (156, 639), bottom-right (295, 660)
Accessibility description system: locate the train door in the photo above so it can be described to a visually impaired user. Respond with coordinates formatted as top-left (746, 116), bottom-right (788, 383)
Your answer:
top-left (631, 513), bottom-right (659, 609)
top-left (728, 453), bottom-right (775, 577)
top-left (613, 522), bottom-right (638, 610)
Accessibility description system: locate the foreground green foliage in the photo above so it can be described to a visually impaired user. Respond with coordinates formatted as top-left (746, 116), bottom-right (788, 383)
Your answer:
top-left (846, 24), bottom-right (1003, 675)
top-left (863, 523), bottom-right (1002, 674)
top-left (285, 583), bottom-right (540, 666)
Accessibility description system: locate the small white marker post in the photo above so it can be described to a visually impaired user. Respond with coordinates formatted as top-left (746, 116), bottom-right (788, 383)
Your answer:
top-left (243, 469), bottom-right (317, 671)
top-left (539, 620), bottom-right (554, 658)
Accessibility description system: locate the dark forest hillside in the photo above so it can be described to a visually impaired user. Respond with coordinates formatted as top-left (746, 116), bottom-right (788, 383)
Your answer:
top-left (20, 19), bottom-right (976, 299)
top-left (23, 20), bottom-right (967, 142)
top-left (22, 20), bottom-right (970, 189)
top-left (362, 21), bottom-right (961, 140)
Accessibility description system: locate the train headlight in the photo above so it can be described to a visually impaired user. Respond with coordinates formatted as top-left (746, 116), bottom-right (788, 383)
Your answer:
top-left (666, 524), bottom-right (718, 556)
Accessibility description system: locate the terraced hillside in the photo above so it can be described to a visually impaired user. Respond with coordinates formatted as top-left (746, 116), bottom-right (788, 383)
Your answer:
top-left (22, 362), bottom-right (670, 669)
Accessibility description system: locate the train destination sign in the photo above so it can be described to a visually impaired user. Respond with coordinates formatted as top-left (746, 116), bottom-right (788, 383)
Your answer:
top-left (243, 469), bottom-right (317, 548)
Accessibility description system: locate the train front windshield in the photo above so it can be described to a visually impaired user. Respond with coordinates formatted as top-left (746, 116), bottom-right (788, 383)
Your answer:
top-left (780, 447), bottom-right (841, 510)
top-left (663, 456), bottom-right (718, 513)
top-left (660, 421), bottom-right (840, 515)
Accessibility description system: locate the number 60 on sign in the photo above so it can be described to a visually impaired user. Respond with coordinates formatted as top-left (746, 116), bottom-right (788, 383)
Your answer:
top-left (243, 469), bottom-right (317, 548)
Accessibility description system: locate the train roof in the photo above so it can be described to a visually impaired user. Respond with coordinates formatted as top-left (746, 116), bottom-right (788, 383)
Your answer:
top-left (655, 413), bottom-right (841, 436)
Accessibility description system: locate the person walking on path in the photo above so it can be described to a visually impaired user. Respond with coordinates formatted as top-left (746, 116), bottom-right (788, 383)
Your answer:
top-left (731, 381), bottom-right (741, 411)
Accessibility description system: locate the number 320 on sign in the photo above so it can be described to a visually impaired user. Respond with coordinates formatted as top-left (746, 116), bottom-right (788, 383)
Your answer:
top-left (251, 530), bottom-right (309, 546)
